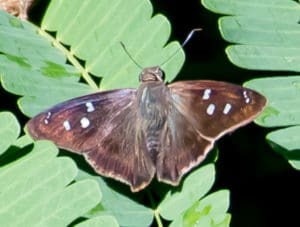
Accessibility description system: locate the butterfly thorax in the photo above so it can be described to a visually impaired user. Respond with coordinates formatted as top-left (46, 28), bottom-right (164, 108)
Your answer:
top-left (137, 76), bottom-right (169, 162)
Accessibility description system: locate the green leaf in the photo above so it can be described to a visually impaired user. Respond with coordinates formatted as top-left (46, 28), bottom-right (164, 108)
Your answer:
top-left (170, 190), bottom-right (230, 227)
top-left (76, 170), bottom-right (153, 227)
top-left (13, 134), bottom-right (33, 148)
top-left (267, 126), bottom-right (300, 170)
top-left (244, 76), bottom-right (300, 127)
top-left (75, 215), bottom-right (119, 227)
top-left (202, 0), bottom-right (300, 71)
top-left (157, 164), bottom-right (215, 220)
top-left (0, 112), bottom-right (20, 155)
top-left (0, 11), bottom-right (92, 116)
top-left (245, 76), bottom-right (300, 169)
top-left (42, 0), bottom-right (184, 89)
top-left (226, 45), bottom-right (300, 72)
top-left (0, 140), bottom-right (102, 226)
top-left (0, 113), bottom-right (102, 226)
top-left (213, 214), bottom-right (231, 227)
top-left (201, 0), bottom-right (300, 21)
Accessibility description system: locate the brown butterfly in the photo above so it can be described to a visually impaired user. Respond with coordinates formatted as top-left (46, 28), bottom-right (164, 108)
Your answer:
top-left (26, 66), bottom-right (266, 192)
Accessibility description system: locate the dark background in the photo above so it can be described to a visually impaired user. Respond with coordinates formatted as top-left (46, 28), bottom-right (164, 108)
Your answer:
top-left (25, 0), bottom-right (300, 226)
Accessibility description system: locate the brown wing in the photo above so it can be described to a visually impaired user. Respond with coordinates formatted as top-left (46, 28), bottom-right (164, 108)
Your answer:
top-left (26, 89), bottom-right (155, 192)
top-left (156, 80), bottom-right (266, 184)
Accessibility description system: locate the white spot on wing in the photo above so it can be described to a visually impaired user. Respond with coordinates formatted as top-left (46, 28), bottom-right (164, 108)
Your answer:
top-left (80, 117), bottom-right (90, 128)
top-left (202, 88), bottom-right (211, 100)
top-left (63, 120), bottom-right (71, 131)
top-left (206, 103), bottom-right (215, 115)
top-left (86, 102), bottom-right (95, 112)
top-left (223, 103), bottom-right (232, 115)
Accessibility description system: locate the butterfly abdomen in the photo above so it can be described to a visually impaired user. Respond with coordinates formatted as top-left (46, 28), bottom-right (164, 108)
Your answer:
top-left (142, 108), bottom-right (166, 162)
top-left (145, 130), bottom-right (161, 162)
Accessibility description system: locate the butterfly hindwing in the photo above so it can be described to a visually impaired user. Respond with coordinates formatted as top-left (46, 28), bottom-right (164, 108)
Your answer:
top-left (156, 103), bottom-right (213, 184)
top-left (26, 89), bottom-right (156, 192)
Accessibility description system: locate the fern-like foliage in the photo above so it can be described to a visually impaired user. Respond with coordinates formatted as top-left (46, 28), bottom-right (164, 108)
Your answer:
top-left (0, 0), bottom-right (232, 226)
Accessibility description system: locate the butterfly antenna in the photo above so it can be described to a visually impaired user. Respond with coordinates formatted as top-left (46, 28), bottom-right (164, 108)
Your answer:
top-left (120, 28), bottom-right (201, 69)
top-left (120, 42), bottom-right (143, 70)
top-left (160, 28), bottom-right (202, 66)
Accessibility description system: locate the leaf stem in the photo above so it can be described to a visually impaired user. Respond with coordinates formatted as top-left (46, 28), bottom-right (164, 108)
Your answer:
top-left (146, 190), bottom-right (164, 227)
top-left (154, 209), bottom-right (164, 227)
top-left (38, 27), bottom-right (99, 90)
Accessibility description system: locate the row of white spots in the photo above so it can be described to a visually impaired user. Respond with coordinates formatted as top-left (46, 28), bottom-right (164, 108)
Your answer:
top-left (55, 102), bottom-right (94, 131)
top-left (203, 88), bottom-right (233, 116)
top-left (243, 90), bottom-right (251, 104)
top-left (203, 88), bottom-right (251, 104)
top-left (44, 111), bottom-right (52, 125)
top-left (202, 88), bottom-right (211, 100)
top-left (82, 102), bottom-right (93, 129)
top-left (62, 117), bottom-right (90, 131)
top-left (61, 102), bottom-right (93, 131)
top-left (206, 103), bottom-right (232, 116)
top-left (202, 88), bottom-right (252, 116)
top-left (43, 102), bottom-right (94, 125)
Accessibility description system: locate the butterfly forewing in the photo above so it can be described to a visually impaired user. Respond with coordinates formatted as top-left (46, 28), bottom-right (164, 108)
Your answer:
top-left (27, 89), bottom-right (156, 192)
top-left (169, 81), bottom-right (266, 138)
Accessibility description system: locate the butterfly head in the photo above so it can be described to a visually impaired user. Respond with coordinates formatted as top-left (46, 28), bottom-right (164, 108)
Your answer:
top-left (139, 66), bottom-right (164, 83)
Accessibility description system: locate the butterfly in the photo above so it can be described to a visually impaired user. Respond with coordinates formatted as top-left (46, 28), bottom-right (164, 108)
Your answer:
top-left (26, 66), bottom-right (266, 192)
